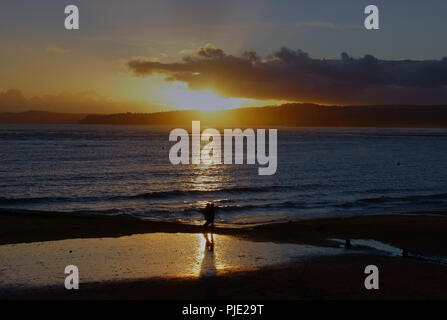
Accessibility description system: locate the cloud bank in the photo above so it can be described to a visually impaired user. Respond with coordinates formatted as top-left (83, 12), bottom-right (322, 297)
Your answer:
top-left (126, 44), bottom-right (447, 105)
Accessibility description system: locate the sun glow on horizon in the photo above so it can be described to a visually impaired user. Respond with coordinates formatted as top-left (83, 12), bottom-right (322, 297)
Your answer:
top-left (161, 81), bottom-right (282, 111)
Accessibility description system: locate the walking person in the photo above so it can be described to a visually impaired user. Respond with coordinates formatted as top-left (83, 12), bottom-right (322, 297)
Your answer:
top-left (202, 202), bottom-right (216, 227)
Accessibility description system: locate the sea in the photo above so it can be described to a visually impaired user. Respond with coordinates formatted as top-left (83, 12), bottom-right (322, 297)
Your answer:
top-left (1, 124), bottom-right (447, 226)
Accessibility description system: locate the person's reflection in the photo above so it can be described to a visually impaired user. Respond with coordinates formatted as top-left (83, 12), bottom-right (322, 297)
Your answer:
top-left (199, 232), bottom-right (217, 278)
top-left (199, 232), bottom-right (217, 298)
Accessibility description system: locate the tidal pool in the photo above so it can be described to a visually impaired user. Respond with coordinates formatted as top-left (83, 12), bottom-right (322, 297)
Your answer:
top-left (0, 233), bottom-right (347, 292)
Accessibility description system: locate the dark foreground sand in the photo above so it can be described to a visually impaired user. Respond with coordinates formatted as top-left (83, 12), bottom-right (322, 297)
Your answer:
top-left (4, 255), bottom-right (447, 300)
top-left (1, 209), bottom-right (447, 300)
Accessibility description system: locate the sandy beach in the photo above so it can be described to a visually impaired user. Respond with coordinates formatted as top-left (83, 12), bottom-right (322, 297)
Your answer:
top-left (3, 0), bottom-right (447, 306)
top-left (2, 208), bottom-right (447, 254)
top-left (1, 209), bottom-right (446, 300)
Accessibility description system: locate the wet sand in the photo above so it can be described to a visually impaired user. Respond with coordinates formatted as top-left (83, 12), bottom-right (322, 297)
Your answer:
top-left (0, 233), bottom-right (348, 290)
top-left (2, 208), bottom-right (447, 255)
top-left (1, 208), bottom-right (447, 299)
top-left (4, 255), bottom-right (447, 300)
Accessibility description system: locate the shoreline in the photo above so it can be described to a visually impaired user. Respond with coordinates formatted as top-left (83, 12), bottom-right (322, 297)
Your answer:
top-left (1, 208), bottom-right (447, 300)
top-left (1, 208), bottom-right (447, 256)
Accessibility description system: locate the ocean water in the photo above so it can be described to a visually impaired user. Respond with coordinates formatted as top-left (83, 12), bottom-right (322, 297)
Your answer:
top-left (1, 124), bottom-right (447, 225)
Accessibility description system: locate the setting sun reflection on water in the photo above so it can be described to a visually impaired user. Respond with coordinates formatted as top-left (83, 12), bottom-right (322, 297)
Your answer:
top-left (0, 233), bottom-right (345, 292)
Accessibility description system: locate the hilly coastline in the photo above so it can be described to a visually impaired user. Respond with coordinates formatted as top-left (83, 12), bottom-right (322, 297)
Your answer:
top-left (2, 104), bottom-right (447, 127)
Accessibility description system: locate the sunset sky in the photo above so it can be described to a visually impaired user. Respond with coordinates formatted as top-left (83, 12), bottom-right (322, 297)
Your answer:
top-left (1, 0), bottom-right (447, 113)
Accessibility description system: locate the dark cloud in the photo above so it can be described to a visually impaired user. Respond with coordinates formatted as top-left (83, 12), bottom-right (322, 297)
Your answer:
top-left (125, 45), bottom-right (447, 105)
top-left (197, 43), bottom-right (225, 59)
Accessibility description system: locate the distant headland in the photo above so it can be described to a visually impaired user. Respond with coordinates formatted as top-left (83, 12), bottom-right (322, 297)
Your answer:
top-left (2, 103), bottom-right (447, 128)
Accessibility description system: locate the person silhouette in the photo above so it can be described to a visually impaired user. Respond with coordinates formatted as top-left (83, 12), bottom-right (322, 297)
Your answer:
top-left (202, 203), bottom-right (216, 227)
top-left (202, 203), bottom-right (210, 226)
top-left (208, 203), bottom-right (215, 226)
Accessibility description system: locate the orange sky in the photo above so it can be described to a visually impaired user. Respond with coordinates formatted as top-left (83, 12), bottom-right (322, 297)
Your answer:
top-left (1, 1), bottom-right (447, 113)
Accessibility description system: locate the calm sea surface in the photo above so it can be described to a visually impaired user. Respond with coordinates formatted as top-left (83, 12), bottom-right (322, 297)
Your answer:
top-left (1, 125), bottom-right (447, 225)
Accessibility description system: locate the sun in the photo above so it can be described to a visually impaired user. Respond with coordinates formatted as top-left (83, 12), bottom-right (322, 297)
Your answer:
top-left (162, 81), bottom-right (256, 111)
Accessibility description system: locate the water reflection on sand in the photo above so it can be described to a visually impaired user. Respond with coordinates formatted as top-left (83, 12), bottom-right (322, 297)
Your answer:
top-left (0, 232), bottom-right (346, 291)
